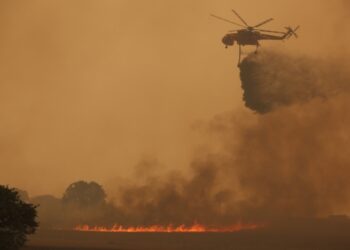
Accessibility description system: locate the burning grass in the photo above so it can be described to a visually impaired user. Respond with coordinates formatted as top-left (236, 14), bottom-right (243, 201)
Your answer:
top-left (74, 223), bottom-right (262, 233)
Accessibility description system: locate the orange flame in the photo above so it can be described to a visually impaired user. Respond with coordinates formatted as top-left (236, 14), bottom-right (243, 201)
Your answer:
top-left (74, 223), bottom-right (262, 233)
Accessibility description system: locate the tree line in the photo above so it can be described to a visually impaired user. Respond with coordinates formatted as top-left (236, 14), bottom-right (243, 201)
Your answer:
top-left (0, 180), bottom-right (113, 249)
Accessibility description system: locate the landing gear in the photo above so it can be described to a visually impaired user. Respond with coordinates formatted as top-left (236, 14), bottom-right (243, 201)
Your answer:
top-left (255, 43), bottom-right (260, 54)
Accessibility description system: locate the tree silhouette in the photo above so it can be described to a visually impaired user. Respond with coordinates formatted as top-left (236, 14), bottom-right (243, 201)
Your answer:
top-left (62, 181), bottom-right (106, 207)
top-left (0, 185), bottom-right (38, 250)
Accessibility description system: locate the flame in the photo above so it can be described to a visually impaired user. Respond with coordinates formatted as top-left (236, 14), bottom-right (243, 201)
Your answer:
top-left (74, 223), bottom-right (262, 233)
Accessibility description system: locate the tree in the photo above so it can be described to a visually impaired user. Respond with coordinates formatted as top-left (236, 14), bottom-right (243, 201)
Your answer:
top-left (61, 181), bottom-right (109, 227)
top-left (0, 185), bottom-right (38, 250)
top-left (14, 189), bottom-right (29, 202)
top-left (62, 181), bottom-right (106, 207)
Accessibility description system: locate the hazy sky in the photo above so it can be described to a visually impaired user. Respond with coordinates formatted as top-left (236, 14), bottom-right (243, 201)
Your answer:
top-left (0, 0), bottom-right (347, 196)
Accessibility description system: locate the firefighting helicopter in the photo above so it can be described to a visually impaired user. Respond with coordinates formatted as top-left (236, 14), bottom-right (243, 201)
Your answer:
top-left (211, 9), bottom-right (299, 66)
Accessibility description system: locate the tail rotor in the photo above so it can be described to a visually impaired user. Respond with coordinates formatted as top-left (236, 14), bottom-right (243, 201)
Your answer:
top-left (285, 26), bottom-right (300, 39)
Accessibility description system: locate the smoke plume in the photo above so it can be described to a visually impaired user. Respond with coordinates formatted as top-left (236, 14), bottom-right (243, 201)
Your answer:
top-left (114, 159), bottom-right (237, 226)
top-left (110, 51), bottom-right (350, 225)
top-left (224, 51), bottom-right (350, 220)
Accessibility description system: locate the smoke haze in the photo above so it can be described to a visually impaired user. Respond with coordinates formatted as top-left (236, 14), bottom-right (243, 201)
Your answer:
top-left (1, 0), bottom-right (350, 228)
top-left (0, 0), bottom-right (345, 197)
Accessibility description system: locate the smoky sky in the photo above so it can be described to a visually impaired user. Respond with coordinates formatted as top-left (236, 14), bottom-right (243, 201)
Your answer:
top-left (0, 0), bottom-right (348, 228)
top-left (0, 0), bottom-right (349, 200)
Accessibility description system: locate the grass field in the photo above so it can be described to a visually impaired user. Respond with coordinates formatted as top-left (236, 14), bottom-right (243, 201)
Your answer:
top-left (22, 227), bottom-right (350, 250)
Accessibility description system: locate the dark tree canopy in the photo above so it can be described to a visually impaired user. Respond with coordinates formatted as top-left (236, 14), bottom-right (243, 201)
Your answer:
top-left (0, 185), bottom-right (38, 250)
top-left (14, 189), bottom-right (29, 202)
top-left (62, 181), bottom-right (107, 207)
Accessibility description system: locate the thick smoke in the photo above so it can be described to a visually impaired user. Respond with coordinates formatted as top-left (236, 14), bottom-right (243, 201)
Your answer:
top-left (108, 51), bottom-right (350, 226)
top-left (230, 95), bottom-right (350, 220)
top-left (114, 159), bottom-right (238, 226)
top-left (239, 50), bottom-right (350, 113)
top-left (225, 51), bottom-right (350, 220)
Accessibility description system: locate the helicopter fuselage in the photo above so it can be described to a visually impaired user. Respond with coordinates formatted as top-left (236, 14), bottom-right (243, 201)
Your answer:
top-left (222, 30), bottom-right (261, 47)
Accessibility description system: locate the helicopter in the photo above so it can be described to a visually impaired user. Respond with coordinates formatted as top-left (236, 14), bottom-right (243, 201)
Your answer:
top-left (211, 9), bottom-right (299, 66)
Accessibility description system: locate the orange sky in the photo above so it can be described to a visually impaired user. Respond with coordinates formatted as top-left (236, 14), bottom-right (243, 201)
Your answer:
top-left (0, 0), bottom-right (347, 197)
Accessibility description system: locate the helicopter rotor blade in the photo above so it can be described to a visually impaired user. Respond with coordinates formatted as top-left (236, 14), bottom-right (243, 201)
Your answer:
top-left (254, 18), bottom-right (274, 28)
top-left (255, 28), bottom-right (286, 34)
top-left (210, 14), bottom-right (246, 27)
top-left (231, 9), bottom-right (249, 27)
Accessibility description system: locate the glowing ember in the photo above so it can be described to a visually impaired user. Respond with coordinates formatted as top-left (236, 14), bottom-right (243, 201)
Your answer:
top-left (74, 223), bottom-right (262, 233)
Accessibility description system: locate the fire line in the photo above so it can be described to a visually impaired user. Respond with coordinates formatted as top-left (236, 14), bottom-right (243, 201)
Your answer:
top-left (74, 223), bottom-right (262, 233)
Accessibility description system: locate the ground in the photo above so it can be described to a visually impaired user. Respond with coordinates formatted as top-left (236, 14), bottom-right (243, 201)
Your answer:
top-left (22, 229), bottom-right (350, 250)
